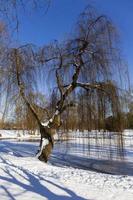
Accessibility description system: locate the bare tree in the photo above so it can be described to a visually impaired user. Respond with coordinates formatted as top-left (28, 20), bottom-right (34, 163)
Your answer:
top-left (0, 7), bottom-right (128, 162)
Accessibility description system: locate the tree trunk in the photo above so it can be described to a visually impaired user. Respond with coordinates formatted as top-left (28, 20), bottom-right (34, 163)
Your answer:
top-left (37, 125), bottom-right (55, 162)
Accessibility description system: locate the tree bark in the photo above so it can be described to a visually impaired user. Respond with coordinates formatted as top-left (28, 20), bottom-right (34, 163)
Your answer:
top-left (37, 125), bottom-right (55, 162)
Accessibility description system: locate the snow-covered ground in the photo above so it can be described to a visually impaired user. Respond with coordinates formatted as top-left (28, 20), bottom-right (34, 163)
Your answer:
top-left (0, 129), bottom-right (40, 140)
top-left (0, 130), bottom-right (133, 200)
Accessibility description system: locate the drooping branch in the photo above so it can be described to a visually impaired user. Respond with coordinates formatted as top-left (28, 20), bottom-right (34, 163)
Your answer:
top-left (13, 48), bottom-right (42, 127)
top-left (76, 81), bottom-right (112, 94)
top-left (55, 54), bottom-right (64, 99)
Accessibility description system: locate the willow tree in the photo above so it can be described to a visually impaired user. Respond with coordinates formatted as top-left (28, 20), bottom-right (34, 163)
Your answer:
top-left (1, 7), bottom-right (128, 162)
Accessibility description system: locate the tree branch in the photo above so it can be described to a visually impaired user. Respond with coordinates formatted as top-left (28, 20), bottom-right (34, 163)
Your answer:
top-left (14, 48), bottom-right (42, 127)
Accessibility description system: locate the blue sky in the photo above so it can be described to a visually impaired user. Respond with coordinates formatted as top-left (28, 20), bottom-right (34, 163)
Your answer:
top-left (16, 0), bottom-right (133, 85)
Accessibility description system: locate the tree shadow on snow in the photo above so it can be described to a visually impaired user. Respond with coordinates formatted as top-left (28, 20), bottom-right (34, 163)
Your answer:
top-left (1, 140), bottom-right (133, 176)
top-left (0, 155), bottom-right (89, 200)
top-left (0, 141), bottom-right (37, 157)
top-left (49, 153), bottom-right (133, 176)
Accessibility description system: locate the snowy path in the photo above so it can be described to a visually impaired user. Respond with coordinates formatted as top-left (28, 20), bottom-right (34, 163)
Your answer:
top-left (0, 140), bottom-right (133, 200)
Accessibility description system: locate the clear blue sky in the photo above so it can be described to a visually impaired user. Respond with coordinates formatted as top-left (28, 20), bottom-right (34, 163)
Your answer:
top-left (16, 0), bottom-right (133, 85)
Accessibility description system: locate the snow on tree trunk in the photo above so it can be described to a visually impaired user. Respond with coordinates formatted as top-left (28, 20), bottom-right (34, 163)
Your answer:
top-left (37, 113), bottom-right (60, 162)
top-left (38, 137), bottom-right (54, 162)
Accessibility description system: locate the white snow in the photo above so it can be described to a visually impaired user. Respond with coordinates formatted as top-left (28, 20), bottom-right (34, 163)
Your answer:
top-left (36, 138), bottom-right (49, 157)
top-left (41, 121), bottom-right (50, 127)
top-left (41, 110), bottom-right (59, 128)
top-left (0, 130), bottom-right (133, 200)
top-left (0, 129), bottom-right (40, 140)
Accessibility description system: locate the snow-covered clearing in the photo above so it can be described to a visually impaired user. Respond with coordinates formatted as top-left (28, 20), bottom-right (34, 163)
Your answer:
top-left (0, 130), bottom-right (133, 200)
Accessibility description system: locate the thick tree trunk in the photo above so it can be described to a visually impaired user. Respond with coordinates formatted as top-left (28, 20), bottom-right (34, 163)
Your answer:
top-left (37, 125), bottom-right (55, 162)
top-left (38, 139), bottom-right (54, 162)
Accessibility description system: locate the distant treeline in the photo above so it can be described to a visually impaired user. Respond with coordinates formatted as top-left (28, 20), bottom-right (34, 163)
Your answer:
top-left (0, 91), bottom-right (132, 132)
